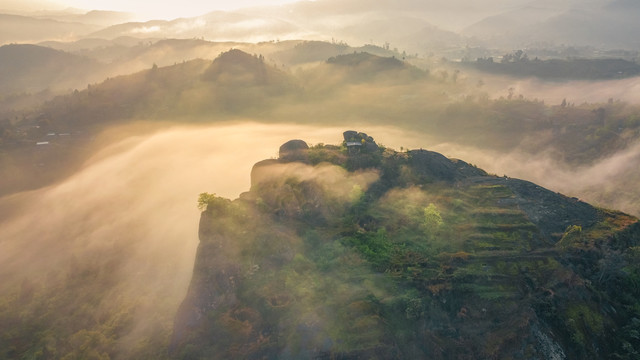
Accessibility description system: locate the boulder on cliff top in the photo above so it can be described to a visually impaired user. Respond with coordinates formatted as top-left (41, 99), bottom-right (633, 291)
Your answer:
top-left (279, 139), bottom-right (309, 161)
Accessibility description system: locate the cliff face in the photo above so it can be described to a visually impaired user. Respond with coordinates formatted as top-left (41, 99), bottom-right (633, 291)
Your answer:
top-left (171, 131), bottom-right (640, 359)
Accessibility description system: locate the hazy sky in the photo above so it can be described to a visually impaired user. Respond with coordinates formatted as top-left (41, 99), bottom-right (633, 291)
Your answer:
top-left (57, 0), bottom-right (302, 19)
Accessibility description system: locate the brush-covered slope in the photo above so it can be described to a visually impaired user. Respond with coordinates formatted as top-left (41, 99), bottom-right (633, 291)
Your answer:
top-left (171, 131), bottom-right (640, 359)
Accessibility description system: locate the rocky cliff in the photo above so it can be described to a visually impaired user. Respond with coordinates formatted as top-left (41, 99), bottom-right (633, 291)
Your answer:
top-left (171, 131), bottom-right (640, 359)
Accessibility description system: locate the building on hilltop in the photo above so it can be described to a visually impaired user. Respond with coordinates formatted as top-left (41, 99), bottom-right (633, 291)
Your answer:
top-left (343, 130), bottom-right (378, 155)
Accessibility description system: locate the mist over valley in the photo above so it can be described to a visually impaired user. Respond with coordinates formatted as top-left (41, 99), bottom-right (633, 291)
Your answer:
top-left (2, 0), bottom-right (640, 359)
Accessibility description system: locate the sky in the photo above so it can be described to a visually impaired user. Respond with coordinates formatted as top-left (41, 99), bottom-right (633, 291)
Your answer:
top-left (60, 0), bottom-right (302, 19)
top-left (1, 0), bottom-right (304, 19)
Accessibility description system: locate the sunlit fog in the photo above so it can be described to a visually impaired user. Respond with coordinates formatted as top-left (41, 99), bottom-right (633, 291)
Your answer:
top-left (2, 0), bottom-right (640, 358)
top-left (0, 123), bottom-right (351, 357)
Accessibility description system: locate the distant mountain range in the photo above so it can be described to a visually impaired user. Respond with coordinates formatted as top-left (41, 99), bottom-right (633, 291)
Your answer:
top-left (463, 0), bottom-right (640, 50)
top-left (3, 0), bottom-right (640, 55)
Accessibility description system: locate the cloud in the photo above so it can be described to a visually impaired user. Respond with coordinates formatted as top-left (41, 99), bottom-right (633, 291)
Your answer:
top-left (130, 25), bottom-right (162, 34)
top-left (480, 75), bottom-right (640, 104)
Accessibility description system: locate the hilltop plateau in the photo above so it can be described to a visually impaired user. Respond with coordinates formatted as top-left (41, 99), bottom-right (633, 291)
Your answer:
top-left (171, 131), bottom-right (640, 359)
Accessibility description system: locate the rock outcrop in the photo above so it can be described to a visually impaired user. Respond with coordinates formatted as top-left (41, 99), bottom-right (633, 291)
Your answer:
top-left (278, 139), bottom-right (309, 161)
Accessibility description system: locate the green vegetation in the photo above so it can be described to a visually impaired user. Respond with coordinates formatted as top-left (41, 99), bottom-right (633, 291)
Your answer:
top-left (172, 137), bottom-right (640, 359)
top-left (422, 203), bottom-right (443, 230)
top-left (468, 52), bottom-right (640, 80)
top-left (556, 225), bottom-right (583, 249)
top-left (197, 192), bottom-right (228, 211)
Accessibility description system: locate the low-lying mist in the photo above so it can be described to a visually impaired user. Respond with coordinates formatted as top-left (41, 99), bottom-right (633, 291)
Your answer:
top-left (0, 120), bottom-right (637, 357)
top-left (0, 122), bottom-right (352, 358)
top-left (478, 73), bottom-right (640, 104)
